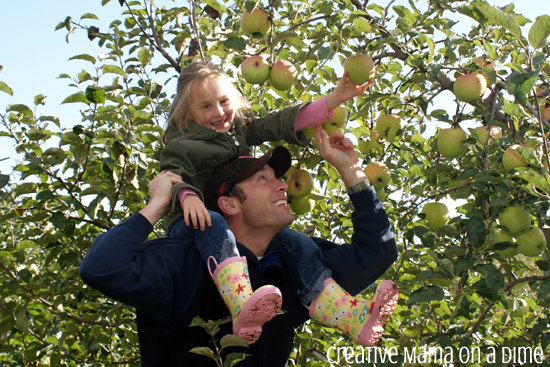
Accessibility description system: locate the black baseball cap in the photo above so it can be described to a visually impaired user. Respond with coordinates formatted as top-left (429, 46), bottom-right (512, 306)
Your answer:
top-left (204, 146), bottom-right (292, 212)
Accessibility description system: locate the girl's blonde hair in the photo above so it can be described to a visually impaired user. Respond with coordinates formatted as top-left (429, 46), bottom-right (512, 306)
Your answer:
top-left (163, 61), bottom-right (252, 144)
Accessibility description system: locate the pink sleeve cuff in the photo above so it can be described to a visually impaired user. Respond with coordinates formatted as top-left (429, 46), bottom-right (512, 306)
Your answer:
top-left (178, 188), bottom-right (198, 208)
top-left (294, 96), bottom-right (334, 131)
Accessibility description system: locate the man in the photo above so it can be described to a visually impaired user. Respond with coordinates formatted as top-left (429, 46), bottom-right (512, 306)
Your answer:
top-left (79, 127), bottom-right (398, 366)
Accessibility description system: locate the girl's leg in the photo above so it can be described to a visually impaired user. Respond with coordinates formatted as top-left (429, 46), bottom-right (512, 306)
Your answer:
top-left (272, 227), bottom-right (332, 306)
top-left (168, 212), bottom-right (282, 345)
top-left (167, 211), bottom-right (239, 271)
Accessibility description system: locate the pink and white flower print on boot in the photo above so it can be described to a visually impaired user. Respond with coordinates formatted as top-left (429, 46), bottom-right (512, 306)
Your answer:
top-left (208, 256), bottom-right (282, 344)
top-left (307, 278), bottom-right (398, 347)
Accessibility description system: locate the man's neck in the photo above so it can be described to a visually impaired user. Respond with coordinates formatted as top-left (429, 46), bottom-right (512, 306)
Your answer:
top-left (233, 230), bottom-right (274, 258)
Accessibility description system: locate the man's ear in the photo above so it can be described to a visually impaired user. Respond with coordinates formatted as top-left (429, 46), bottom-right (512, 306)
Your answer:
top-left (218, 196), bottom-right (239, 216)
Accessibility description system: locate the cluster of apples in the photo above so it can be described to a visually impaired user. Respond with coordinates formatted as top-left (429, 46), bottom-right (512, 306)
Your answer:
top-left (241, 56), bottom-right (298, 91)
top-left (285, 168), bottom-right (315, 215)
top-left (490, 205), bottom-right (547, 258)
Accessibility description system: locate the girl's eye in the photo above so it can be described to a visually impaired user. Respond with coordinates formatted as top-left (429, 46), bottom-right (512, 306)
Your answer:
top-left (220, 98), bottom-right (229, 104)
top-left (201, 103), bottom-right (211, 109)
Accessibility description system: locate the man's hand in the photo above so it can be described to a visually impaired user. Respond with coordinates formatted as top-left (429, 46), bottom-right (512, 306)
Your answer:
top-left (315, 125), bottom-right (367, 187)
top-left (182, 194), bottom-right (212, 231)
top-left (139, 170), bottom-right (182, 225)
top-left (325, 71), bottom-right (371, 111)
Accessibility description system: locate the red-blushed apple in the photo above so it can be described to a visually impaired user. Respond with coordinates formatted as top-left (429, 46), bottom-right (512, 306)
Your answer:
top-left (286, 169), bottom-right (313, 197)
top-left (289, 195), bottom-right (315, 215)
top-left (437, 128), bottom-right (468, 158)
top-left (422, 202), bottom-right (449, 229)
top-left (363, 161), bottom-right (391, 189)
top-left (498, 205), bottom-right (531, 235)
top-left (322, 105), bottom-right (348, 132)
top-left (241, 55), bottom-right (270, 84)
top-left (453, 73), bottom-right (487, 102)
top-left (240, 9), bottom-right (270, 36)
top-left (516, 227), bottom-right (547, 257)
top-left (376, 114), bottom-right (405, 143)
top-left (542, 106), bottom-right (550, 121)
top-left (474, 125), bottom-right (502, 145)
top-left (502, 145), bottom-right (528, 171)
top-left (343, 55), bottom-right (375, 85)
top-left (358, 131), bottom-right (380, 154)
top-left (269, 60), bottom-right (297, 91)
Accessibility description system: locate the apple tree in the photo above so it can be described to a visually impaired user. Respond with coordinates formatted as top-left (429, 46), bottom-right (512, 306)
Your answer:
top-left (1, 0), bottom-right (550, 365)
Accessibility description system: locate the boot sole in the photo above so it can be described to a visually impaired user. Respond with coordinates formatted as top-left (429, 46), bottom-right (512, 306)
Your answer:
top-left (234, 288), bottom-right (282, 344)
top-left (358, 280), bottom-right (399, 347)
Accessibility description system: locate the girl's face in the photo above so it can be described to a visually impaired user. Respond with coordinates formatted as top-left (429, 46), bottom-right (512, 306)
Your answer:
top-left (187, 77), bottom-right (235, 133)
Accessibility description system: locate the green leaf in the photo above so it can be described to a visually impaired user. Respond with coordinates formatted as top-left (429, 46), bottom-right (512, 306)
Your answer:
top-left (223, 36), bottom-right (246, 51)
top-left (0, 174), bottom-right (9, 189)
top-left (62, 92), bottom-right (90, 105)
top-left (225, 352), bottom-right (251, 367)
top-left (220, 334), bottom-right (249, 349)
top-left (85, 86), bottom-right (106, 104)
top-left (408, 286), bottom-right (445, 305)
top-left (0, 81), bottom-right (13, 96)
top-left (7, 104), bottom-right (32, 117)
top-left (476, 4), bottom-right (521, 40)
top-left (189, 347), bottom-right (217, 360)
top-left (505, 71), bottom-right (538, 105)
top-left (139, 47), bottom-right (153, 66)
top-left (272, 32), bottom-right (298, 46)
top-left (353, 17), bottom-right (372, 32)
top-left (80, 13), bottom-right (99, 20)
top-left (102, 64), bottom-right (127, 77)
top-left (529, 15), bottom-right (550, 49)
top-left (516, 169), bottom-right (550, 194)
top-left (69, 54), bottom-right (97, 64)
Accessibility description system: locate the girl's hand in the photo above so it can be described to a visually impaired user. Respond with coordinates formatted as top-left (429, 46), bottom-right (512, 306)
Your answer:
top-left (182, 194), bottom-right (212, 231)
top-left (326, 71), bottom-right (372, 111)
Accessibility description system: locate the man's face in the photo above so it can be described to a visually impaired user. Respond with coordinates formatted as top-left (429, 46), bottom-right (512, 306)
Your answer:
top-left (234, 165), bottom-right (295, 231)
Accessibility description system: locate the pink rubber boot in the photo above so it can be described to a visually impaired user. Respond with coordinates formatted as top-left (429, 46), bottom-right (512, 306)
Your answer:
top-left (209, 256), bottom-right (282, 344)
top-left (307, 278), bottom-right (398, 347)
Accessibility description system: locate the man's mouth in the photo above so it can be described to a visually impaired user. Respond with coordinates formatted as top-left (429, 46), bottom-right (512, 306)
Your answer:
top-left (274, 199), bottom-right (288, 207)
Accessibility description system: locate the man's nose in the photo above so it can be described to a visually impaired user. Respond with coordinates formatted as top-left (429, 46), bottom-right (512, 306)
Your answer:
top-left (277, 179), bottom-right (288, 192)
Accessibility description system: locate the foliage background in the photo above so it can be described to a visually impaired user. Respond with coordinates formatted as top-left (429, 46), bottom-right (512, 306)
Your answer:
top-left (1, 0), bottom-right (550, 365)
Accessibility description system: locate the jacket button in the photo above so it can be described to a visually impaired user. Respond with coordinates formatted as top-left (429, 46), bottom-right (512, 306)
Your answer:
top-left (212, 160), bottom-right (217, 164)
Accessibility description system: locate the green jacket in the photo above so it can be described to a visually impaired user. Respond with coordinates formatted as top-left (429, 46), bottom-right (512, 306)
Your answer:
top-left (160, 104), bottom-right (309, 229)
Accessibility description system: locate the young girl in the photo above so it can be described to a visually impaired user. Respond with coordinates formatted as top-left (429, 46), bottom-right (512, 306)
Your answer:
top-left (160, 61), bottom-right (398, 346)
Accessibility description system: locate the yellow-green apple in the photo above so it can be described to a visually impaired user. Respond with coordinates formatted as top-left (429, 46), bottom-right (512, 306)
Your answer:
top-left (437, 128), bottom-right (468, 158)
top-left (453, 73), bottom-right (487, 102)
top-left (474, 125), bottom-right (502, 145)
top-left (542, 106), bottom-right (550, 121)
top-left (363, 161), bottom-right (391, 189)
top-left (447, 176), bottom-right (472, 199)
top-left (498, 205), bottom-right (531, 235)
top-left (343, 55), bottom-right (375, 85)
top-left (358, 131), bottom-right (380, 154)
top-left (516, 227), bottom-right (547, 256)
top-left (269, 59), bottom-right (297, 91)
top-left (376, 114), bottom-right (405, 143)
top-left (301, 126), bottom-right (315, 139)
top-left (502, 145), bottom-right (528, 171)
top-left (375, 188), bottom-right (386, 201)
top-left (240, 9), bottom-right (270, 36)
top-left (491, 227), bottom-right (517, 258)
top-left (422, 202), bottom-right (449, 229)
top-left (286, 169), bottom-right (314, 197)
top-left (289, 195), bottom-right (315, 215)
top-left (509, 298), bottom-right (530, 318)
top-left (241, 56), bottom-right (270, 84)
top-left (322, 105), bottom-right (348, 132)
